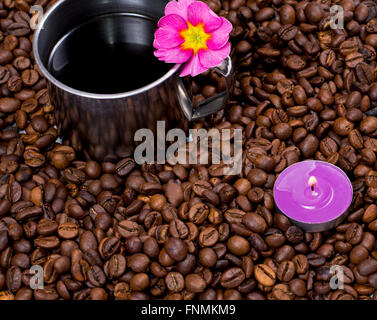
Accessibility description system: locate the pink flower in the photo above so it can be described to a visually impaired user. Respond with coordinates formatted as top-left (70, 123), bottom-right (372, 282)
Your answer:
top-left (154, 0), bottom-right (232, 77)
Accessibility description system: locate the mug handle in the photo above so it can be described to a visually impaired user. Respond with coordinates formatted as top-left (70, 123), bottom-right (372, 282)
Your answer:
top-left (175, 56), bottom-right (234, 121)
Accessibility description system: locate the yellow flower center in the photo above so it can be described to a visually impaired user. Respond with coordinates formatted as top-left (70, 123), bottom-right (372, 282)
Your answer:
top-left (180, 22), bottom-right (211, 54)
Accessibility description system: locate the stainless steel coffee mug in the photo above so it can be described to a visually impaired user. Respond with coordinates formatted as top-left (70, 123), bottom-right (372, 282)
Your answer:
top-left (33, 0), bottom-right (234, 162)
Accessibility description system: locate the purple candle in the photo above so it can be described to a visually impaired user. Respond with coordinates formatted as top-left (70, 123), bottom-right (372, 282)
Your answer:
top-left (273, 161), bottom-right (353, 232)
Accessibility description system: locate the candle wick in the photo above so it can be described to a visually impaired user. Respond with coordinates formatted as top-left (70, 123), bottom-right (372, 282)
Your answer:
top-left (311, 184), bottom-right (315, 192)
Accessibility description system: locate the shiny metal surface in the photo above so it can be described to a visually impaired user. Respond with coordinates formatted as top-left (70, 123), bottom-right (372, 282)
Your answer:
top-left (275, 198), bottom-right (354, 233)
top-left (33, 0), bottom-right (234, 161)
top-left (285, 210), bottom-right (349, 233)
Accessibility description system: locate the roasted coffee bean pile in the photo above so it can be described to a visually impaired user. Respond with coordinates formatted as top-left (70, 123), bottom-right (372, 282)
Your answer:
top-left (0, 0), bottom-right (377, 300)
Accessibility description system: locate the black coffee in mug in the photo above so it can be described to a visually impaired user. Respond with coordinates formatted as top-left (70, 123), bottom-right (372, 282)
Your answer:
top-left (48, 13), bottom-right (172, 94)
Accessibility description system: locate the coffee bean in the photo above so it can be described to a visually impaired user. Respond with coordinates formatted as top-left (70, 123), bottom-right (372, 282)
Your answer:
top-left (307, 253), bottom-right (325, 267)
top-left (0, 49), bottom-right (13, 65)
top-left (285, 226), bottom-right (304, 244)
top-left (220, 267), bottom-right (245, 288)
top-left (358, 258), bottom-right (377, 276)
top-left (277, 261), bottom-right (295, 282)
top-left (54, 256), bottom-right (70, 274)
top-left (13, 56), bottom-right (30, 70)
top-left (289, 278), bottom-right (306, 297)
top-left (350, 245), bottom-right (369, 265)
top-left (117, 220), bottom-right (140, 238)
top-left (99, 237), bottom-right (120, 260)
top-left (24, 148), bottom-right (45, 168)
top-left (272, 283), bottom-right (294, 300)
top-left (21, 69), bottom-right (39, 86)
top-left (361, 116), bottom-right (377, 134)
top-left (349, 130), bottom-right (364, 149)
top-left (7, 22), bottom-right (30, 36)
top-left (37, 219), bottom-right (58, 236)
top-left (68, 204), bottom-right (86, 220)
top-left (345, 223), bottom-right (363, 245)
top-left (186, 273), bottom-right (207, 292)
top-left (50, 146), bottom-right (75, 170)
top-left (168, 219), bottom-right (187, 239)
top-left (125, 236), bottom-right (142, 254)
top-left (280, 6), bottom-right (296, 25)
top-left (254, 264), bottom-right (276, 286)
top-left (6, 266), bottom-right (21, 292)
top-left (176, 254), bottom-right (196, 276)
top-left (128, 253), bottom-right (150, 273)
top-left (165, 272), bottom-right (184, 292)
top-left (304, 3), bottom-right (324, 23)
top-left (150, 194), bottom-right (167, 211)
top-left (227, 235), bottom-right (250, 256)
top-left (0, 68), bottom-right (10, 88)
top-left (34, 288), bottom-right (59, 300)
top-left (0, 97), bottom-right (20, 113)
top-left (199, 227), bottom-right (219, 247)
top-left (273, 123), bottom-right (292, 140)
top-left (247, 168), bottom-right (267, 186)
top-left (199, 248), bottom-right (217, 268)
top-left (90, 288), bottom-right (108, 300)
top-left (255, 8), bottom-right (275, 22)
top-left (87, 265), bottom-right (106, 286)
top-left (34, 236), bottom-right (59, 249)
top-left (286, 55), bottom-right (306, 71)
top-left (165, 237), bottom-right (188, 262)
top-left (0, 0), bottom-right (375, 300)
top-left (31, 115), bottom-right (48, 133)
top-left (8, 179), bottom-right (21, 203)
top-left (188, 203), bottom-right (209, 224)
top-left (299, 134), bottom-right (319, 157)
top-left (243, 212), bottom-right (267, 233)
top-left (58, 222), bottom-right (79, 240)
top-left (366, 171), bottom-right (377, 188)
top-left (334, 118), bottom-right (355, 137)
top-left (345, 52), bottom-right (364, 68)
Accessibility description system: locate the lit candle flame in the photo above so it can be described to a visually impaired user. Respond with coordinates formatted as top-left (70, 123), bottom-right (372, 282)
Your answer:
top-left (308, 176), bottom-right (317, 192)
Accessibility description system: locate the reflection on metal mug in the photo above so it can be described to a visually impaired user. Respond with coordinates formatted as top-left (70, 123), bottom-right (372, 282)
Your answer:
top-left (33, 0), bottom-right (234, 162)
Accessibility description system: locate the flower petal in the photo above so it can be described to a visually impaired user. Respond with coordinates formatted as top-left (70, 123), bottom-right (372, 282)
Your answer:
top-left (158, 14), bottom-right (188, 31)
top-left (180, 53), bottom-right (207, 77)
top-left (198, 42), bottom-right (231, 69)
top-left (154, 47), bottom-right (192, 64)
top-left (187, 1), bottom-right (222, 33)
top-left (165, 0), bottom-right (195, 20)
top-left (154, 27), bottom-right (184, 49)
top-left (207, 17), bottom-right (232, 50)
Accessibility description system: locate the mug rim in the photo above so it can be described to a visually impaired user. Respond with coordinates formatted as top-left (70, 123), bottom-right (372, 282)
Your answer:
top-left (32, 0), bottom-right (180, 100)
